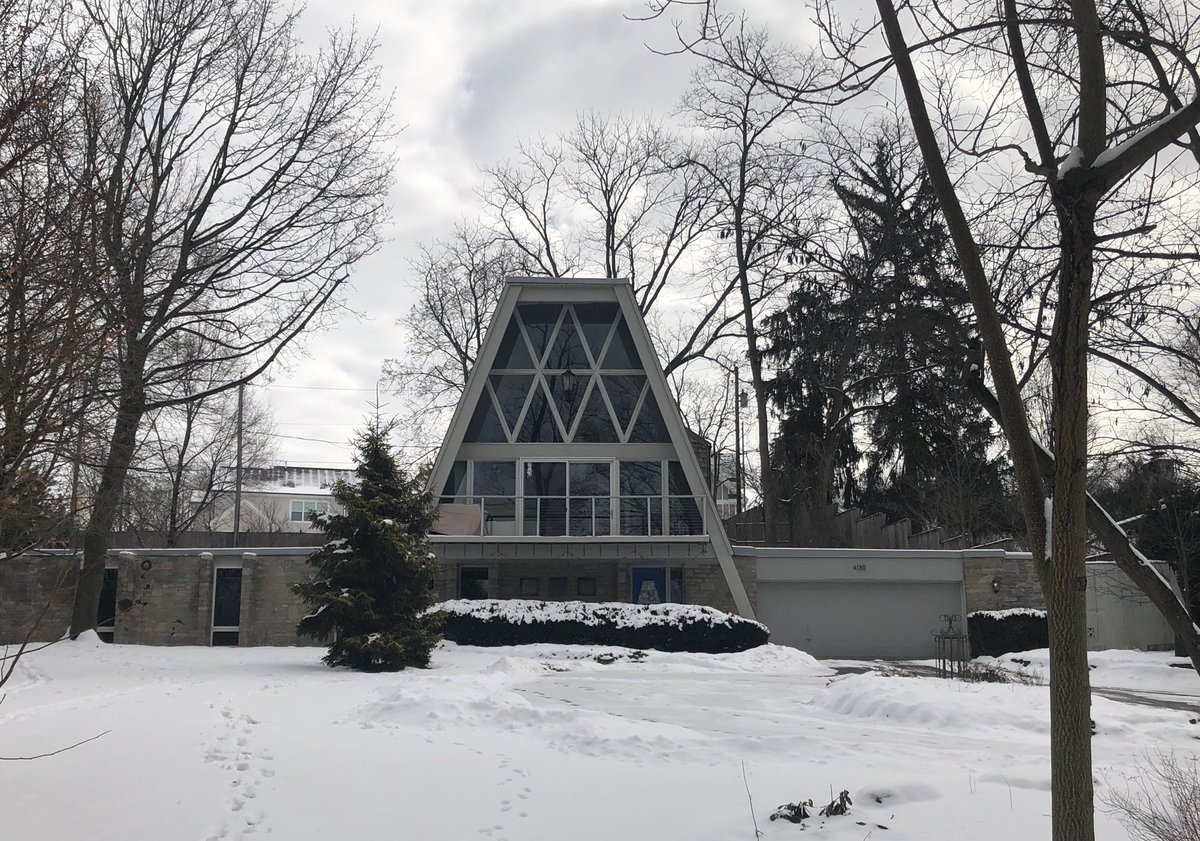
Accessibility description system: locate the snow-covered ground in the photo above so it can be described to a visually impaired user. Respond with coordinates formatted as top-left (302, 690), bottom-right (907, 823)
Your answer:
top-left (2, 637), bottom-right (1197, 841)
top-left (983, 648), bottom-right (1200, 697)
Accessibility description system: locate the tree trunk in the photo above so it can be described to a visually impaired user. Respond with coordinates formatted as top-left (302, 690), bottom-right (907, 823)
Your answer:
top-left (746, 344), bottom-right (777, 541)
top-left (70, 378), bottom-right (146, 637)
top-left (736, 261), bottom-right (779, 541)
top-left (1045, 200), bottom-right (1096, 841)
top-left (971, 381), bottom-right (1200, 675)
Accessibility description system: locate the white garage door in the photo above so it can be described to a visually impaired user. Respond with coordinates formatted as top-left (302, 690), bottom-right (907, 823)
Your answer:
top-left (757, 581), bottom-right (963, 660)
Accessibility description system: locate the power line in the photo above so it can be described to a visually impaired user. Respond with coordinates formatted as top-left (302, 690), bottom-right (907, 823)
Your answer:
top-left (250, 383), bottom-right (378, 393)
top-left (271, 433), bottom-right (353, 447)
top-left (267, 432), bottom-right (433, 450)
top-left (274, 422), bottom-right (357, 427)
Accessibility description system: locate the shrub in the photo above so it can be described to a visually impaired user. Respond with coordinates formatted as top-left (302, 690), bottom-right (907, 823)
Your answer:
top-left (433, 599), bottom-right (769, 653)
top-left (1101, 749), bottom-right (1200, 841)
top-left (967, 608), bottom-right (1048, 657)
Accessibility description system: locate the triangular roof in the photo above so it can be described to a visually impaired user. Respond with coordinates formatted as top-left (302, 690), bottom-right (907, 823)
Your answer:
top-left (428, 277), bottom-right (753, 618)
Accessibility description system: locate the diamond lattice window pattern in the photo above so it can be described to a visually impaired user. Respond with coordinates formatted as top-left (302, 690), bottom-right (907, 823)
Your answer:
top-left (463, 302), bottom-right (670, 444)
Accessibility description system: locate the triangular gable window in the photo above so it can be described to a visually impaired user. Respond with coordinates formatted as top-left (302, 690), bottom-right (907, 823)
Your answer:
top-left (464, 388), bottom-right (507, 442)
top-left (601, 316), bottom-right (642, 369)
top-left (492, 319), bottom-right (533, 369)
top-left (518, 304), bottom-right (561, 366)
top-left (573, 380), bottom-right (620, 443)
top-left (544, 308), bottom-right (590, 371)
top-left (489, 374), bottom-right (533, 438)
top-left (547, 372), bottom-right (589, 438)
top-left (600, 375), bottom-right (645, 437)
top-left (627, 386), bottom-right (670, 443)
top-left (575, 302), bottom-right (619, 364)
top-left (517, 378), bottom-right (562, 442)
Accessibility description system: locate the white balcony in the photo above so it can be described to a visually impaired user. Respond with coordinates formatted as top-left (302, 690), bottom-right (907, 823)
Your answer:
top-left (430, 495), bottom-right (707, 538)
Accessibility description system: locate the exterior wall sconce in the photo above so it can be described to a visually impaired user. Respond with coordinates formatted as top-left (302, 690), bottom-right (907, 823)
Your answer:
top-left (991, 577), bottom-right (1002, 593)
top-left (562, 368), bottom-right (577, 397)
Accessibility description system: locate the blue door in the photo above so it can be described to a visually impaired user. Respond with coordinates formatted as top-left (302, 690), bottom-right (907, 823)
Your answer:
top-left (631, 567), bottom-right (667, 604)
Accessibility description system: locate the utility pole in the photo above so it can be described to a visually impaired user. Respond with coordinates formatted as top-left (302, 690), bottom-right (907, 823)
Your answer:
top-left (232, 383), bottom-right (244, 547)
top-left (734, 367), bottom-right (743, 516)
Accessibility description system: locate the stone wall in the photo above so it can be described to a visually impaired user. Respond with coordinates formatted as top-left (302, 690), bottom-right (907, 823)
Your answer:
top-left (113, 550), bottom-right (212, 645)
top-left (240, 553), bottom-right (316, 646)
top-left (4, 540), bottom-right (759, 647)
top-left (0, 552), bottom-right (77, 644)
top-left (962, 550), bottom-right (1045, 614)
top-left (1, 548), bottom-right (318, 647)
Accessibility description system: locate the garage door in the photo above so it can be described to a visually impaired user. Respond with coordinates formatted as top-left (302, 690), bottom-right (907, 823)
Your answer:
top-left (757, 581), bottom-right (962, 660)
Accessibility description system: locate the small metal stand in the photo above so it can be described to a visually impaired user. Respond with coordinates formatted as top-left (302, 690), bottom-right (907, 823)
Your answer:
top-left (933, 613), bottom-right (968, 679)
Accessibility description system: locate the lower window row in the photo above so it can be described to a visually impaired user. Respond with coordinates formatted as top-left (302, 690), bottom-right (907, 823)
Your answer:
top-left (459, 566), bottom-right (684, 604)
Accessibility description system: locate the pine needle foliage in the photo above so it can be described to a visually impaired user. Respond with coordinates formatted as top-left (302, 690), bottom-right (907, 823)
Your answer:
top-left (293, 422), bottom-right (442, 671)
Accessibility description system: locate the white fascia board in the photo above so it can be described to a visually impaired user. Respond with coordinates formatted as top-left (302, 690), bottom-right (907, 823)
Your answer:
top-left (611, 282), bottom-right (754, 619)
top-left (427, 282), bottom-right (523, 496)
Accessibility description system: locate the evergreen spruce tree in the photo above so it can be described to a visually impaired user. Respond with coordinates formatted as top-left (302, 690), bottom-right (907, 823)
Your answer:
top-left (766, 126), bottom-right (1019, 540)
top-left (293, 421), bottom-right (442, 671)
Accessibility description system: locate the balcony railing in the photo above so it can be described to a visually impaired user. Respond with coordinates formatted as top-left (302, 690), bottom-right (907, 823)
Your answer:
top-left (431, 495), bottom-right (707, 538)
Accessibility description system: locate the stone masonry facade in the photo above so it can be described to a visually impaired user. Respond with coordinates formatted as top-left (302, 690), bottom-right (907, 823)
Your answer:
top-left (962, 551), bottom-right (1045, 615)
top-left (1, 548), bottom-right (318, 647)
top-left (2, 542), bottom-right (758, 646)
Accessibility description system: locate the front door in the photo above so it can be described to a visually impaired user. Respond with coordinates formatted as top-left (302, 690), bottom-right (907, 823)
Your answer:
top-left (631, 566), bottom-right (667, 605)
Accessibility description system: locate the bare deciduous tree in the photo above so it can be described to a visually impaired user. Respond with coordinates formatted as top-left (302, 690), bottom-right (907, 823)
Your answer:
top-left (648, 1), bottom-right (1200, 838)
top-left (383, 223), bottom-right (530, 418)
top-left (0, 0), bottom-right (98, 556)
top-left (676, 27), bottom-right (820, 536)
top-left (69, 0), bottom-right (394, 636)
top-left (394, 111), bottom-right (730, 427)
top-left (117, 389), bottom-right (275, 547)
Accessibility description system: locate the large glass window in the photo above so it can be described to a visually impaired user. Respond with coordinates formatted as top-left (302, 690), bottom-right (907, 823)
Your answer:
top-left (436, 458), bottom-right (705, 537)
top-left (474, 461), bottom-right (516, 535)
top-left (521, 460), bottom-right (611, 537)
top-left (523, 461), bottom-right (568, 536)
top-left (569, 462), bottom-right (610, 536)
top-left (667, 460), bottom-right (703, 535)
top-left (97, 567), bottom-right (118, 643)
top-left (211, 567), bottom-right (243, 646)
top-left (620, 461), bottom-right (663, 536)
top-left (441, 461), bottom-right (468, 500)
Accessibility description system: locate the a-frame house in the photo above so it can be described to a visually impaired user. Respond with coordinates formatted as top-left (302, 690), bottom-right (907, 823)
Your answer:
top-left (427, 277), bottom-right (755, 618)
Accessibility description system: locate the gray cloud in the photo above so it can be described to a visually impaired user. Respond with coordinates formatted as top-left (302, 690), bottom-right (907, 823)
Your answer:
top-left (260, 0), bottom-right (748, 467)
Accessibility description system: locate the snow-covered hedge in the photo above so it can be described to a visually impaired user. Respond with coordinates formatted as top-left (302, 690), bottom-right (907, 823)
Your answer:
top-left (968, 608), bottom-right (1048, 657)
top-left (968, 608), bottom-right (1047, 620)
top-left (431, 599), bottom-right (769, 653)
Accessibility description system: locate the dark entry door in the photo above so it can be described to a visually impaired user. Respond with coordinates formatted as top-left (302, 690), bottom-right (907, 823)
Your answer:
top-left (631, 566), bottom-right (666, 604)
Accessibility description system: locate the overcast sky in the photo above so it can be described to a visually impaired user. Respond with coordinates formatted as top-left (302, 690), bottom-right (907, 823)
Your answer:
top-left (258, 0), bottom-right (811, 469)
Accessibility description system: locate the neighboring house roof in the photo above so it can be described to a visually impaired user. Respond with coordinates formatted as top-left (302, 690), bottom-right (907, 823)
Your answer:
top-left (189, 465), bottom-right (354, 505)
top-left (427, 276), bottom-right (753, 618)
top-left (243, 465), bottom-right (355, 490)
